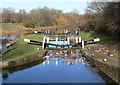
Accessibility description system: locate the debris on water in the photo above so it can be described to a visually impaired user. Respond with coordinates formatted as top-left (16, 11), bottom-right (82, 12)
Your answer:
top-left (56, 52), bottom-right (59, 54)
top-left (113, 50), bottom-right (116, 52)
top-left (65, 54), bottom-right (67, 56)
top-left (103, 58), bottom-right (107, 62)
top-left (95, 50), bottom-right (99, 52)
top-left (104, 52), bottom-right (107, 55)
top-left (92, 54), bottom-right (94, 56)
top-left (108, 54), bottom-right (114, 57)
top-left (106, 50), bottom-right (109, 52)
top-left (88, 47), bottom-right (90, 49)
top-left (70, 53), bottom-right (74, 55)
top-left (92, 56), bottom-right (98, 59)
top-left (98, 48), bottom-right (102, 50)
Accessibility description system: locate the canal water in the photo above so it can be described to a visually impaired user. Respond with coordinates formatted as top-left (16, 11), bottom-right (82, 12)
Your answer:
top-left (2, 56), bottom-right (107, 83)
top-left (1, 40), bottom-right (115, 83)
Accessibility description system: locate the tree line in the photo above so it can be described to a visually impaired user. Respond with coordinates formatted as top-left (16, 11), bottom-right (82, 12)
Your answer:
top-left (1, 2), bottom-right (120, 40)
top-left (1, 7), bottom-right (80, 30)
top-left (80, 2), bottom-right (120, 41)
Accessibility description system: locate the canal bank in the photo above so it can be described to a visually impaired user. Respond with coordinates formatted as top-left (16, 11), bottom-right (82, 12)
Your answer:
top-left (81, 49), bottom-right (120, 84)
top-left (1, 50), bottom-right (46, 69)
top-left (1, 34), bottom-right (46, 69)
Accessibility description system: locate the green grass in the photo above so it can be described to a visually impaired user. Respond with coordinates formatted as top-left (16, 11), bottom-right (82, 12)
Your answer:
top-left (2, 34), bottom-right (44, 61)
top-left (80, 31), bottom-right (113, 43)
top-left (80, 31), bottom-right (92, 40)
top-left (1, 23), bottom-right (21, 29)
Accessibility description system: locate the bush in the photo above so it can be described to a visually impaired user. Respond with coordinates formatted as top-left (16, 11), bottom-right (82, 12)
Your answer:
top-left (8, 61), bottom-right (16, 67)
top-left (23, 20), bottom-right (35, 28)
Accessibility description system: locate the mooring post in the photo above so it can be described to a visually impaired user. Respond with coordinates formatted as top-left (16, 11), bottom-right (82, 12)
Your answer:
top-left (82, 41), bottom-right (84, 49)
top-left (76, 37), bottom-right (78, 43)
top-left (79, 37), bottom-right (81, 42)
top-left (42, 36), bottom-right (46, 49)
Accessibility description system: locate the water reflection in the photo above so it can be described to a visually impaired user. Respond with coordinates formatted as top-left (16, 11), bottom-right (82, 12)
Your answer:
top-left (2, 59), bottom-right (45, 80)
top-left (2, 55), bottom-right (107, 83)
top-left (42, 56), bottom-right (88, 68)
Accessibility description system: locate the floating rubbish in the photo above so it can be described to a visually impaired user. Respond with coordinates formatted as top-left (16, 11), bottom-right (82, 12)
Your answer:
top-left (70, 53), bottom-right (74, 55)
top-left (65, 54), bottom-right (67, 56)
top-left (113, 50), bottom-right (116, 52)
top-left (98, 48), bottom-right (102, 50)
top-left (88, 47), bottom-right (91, 49)
top-left (106, 50), bottom-right (109, 52)
top-left (108, 54), bottom-right (114, 57)
top-left (95, 50), bottom-right (99, 52)
top-left (104, 52), bottom-right (107, 55)
top-left (103, 59), bottom-right (107, 62)
top-left (92, 56), bottom-right (98, 59)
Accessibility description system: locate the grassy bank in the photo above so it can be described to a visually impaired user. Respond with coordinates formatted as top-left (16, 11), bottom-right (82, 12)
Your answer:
top-left (2, 34), bottom-right (44, 61)
top-left (1, 23), bottom-right (21, 29)
top-left (80, 31), bottom-right (113, 43)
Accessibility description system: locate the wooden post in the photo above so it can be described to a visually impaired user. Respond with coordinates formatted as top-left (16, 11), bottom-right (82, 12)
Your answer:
top-left (42, 36), bottom-right (46, 49)
top-left (82, 41), bottom-right (84, 49)
top-left (79, 37), bottom-right (81, 42)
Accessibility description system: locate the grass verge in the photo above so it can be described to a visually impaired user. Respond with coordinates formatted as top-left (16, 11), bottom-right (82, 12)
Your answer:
top-left (80, 31), bottom-right (113, 43)
top-left (2, 34), bottom-right (44, 61)
top-left (1, 23), bottom-right (18, 29)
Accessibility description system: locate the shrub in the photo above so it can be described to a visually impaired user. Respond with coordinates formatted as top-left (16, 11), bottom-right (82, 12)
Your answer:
top-left (23, 20), bottom-right (35, 28)
top-left (8, 61), bottom-right (16, 67)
